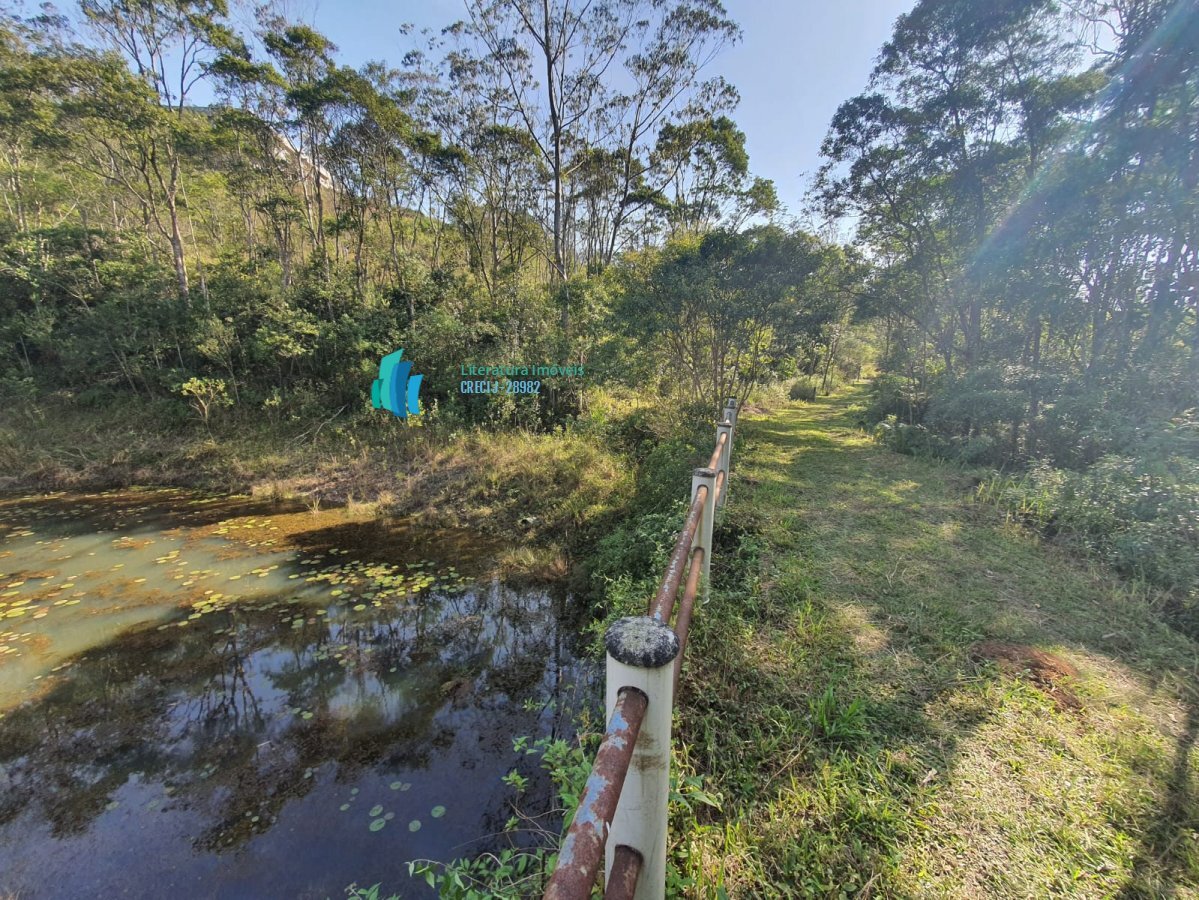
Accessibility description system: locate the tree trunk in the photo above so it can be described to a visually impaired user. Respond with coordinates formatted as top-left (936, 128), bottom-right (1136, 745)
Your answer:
top-left (166, 194), bottom-right (190, 305)
top-left (542, 0), bottom-right (569, 337)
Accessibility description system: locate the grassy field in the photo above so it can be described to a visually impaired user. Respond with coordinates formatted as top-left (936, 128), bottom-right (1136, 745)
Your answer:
top-left (671, 387), bottom-right (1199, 898)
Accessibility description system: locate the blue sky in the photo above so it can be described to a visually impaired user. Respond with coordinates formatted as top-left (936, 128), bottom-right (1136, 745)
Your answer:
top-left (256, 0), bottom-right (916, 218)
top-left (719, 1), bottom-right (915, 218)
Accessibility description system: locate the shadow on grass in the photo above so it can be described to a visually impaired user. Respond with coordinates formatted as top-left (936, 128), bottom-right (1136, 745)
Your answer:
top-left (671, 388), bottom-right (1199, 895)
top-left (675, 570), bottom-right (992, 892)
top-left (1119, 697), bottom-right (1199, 899)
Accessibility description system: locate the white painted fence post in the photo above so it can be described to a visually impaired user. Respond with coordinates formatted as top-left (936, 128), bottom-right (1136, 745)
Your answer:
top-left (690, 467), bottom-right (715, 604)
top-left (604, 616), bottom-right (680, 900)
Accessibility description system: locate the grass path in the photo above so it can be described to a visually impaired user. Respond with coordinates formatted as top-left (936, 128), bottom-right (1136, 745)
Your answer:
top-left (672, 388), bottom-right (1199, 898)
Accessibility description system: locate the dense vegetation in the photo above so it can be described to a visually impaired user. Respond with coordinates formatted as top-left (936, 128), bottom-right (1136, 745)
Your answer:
top-left (816, 0), bottom-right (1199, 614)
top-left (0, 0), bottom-right (857, 441)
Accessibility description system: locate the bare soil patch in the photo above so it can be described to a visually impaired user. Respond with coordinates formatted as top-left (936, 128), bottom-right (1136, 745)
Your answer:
top-left (972, 640), bottom-right (1081, 711)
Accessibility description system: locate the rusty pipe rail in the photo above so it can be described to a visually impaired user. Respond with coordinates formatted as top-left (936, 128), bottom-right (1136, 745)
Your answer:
top-left (605, 845), bottom-right (643, 899)
top-left (706, 429), bottom-right (728, 471)
top-left (544, 399), bottom-right (739, 900)
top-left (544, 686), bottom-right (649, 899)
top-left (648, 484), bottom-right (707, 624)
top-left (672, 546), bottom-right (704, 695)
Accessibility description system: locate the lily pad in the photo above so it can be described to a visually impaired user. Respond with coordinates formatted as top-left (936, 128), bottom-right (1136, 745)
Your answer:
top-left (369, 804), bottom-right (384, 817)
top-left (370, 818), bottom-right (387, 832)
top-left (408, 819), bottom-right (421, 832)
top-left (431, 805), bottom-right (446, 818)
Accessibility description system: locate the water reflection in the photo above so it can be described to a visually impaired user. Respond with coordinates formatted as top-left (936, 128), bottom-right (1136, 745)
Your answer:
top-left (0, 491), bottom-right (590, 899)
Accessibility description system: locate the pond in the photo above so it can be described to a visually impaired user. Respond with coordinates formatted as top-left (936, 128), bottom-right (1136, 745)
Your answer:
top-left (0, 488), bottom-right (591, 899)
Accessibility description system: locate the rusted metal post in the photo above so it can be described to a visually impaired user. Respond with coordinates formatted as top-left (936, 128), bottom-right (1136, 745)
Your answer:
top-left (690, 467), bottom-right (715, 605)
top-left (604, 616), bottom-right (679, 900)
top-left (715, 419), bottom-right (733, 508)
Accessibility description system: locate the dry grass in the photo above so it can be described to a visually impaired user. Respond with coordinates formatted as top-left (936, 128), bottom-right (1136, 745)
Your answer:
top-left (0, 403), bottom-right (632, 554)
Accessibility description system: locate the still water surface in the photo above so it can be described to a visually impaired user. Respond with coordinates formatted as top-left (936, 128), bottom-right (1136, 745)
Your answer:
top-left (0, 488), bottom-right (588, 899)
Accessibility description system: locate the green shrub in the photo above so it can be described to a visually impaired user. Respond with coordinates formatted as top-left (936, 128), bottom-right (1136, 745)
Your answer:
top-left (925, 367), bottom-right (1026, 439)
top-left (590, 500), bottom-right (689, 586)
top-left (976, 453), bottom-right (1199, 626)
top-left (176, 377), bottom-right (233, 428)
top-left (862, 374), bottom-right (926, 425)
top-left (790, 380), bottom-right (817, 402)
top-left (0, 375), bottom-right (38, 406)
top-left (871, 416), bottom-right (943, 457)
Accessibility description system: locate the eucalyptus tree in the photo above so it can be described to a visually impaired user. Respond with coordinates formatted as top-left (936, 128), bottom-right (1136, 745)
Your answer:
top-left (208, 49), bottom-right (301, 286)
top-left (0, 16), bottom-right (64, 237)
top-left (461, 0), bottom-right (635, 302)
top-left (0, 16), bottom-right (81, 377)
top-left (259, 22), bottom-right (340, 283)
top-left (651, 114), bottom-right (777, 235)
top-left (449, 123), bottom-right (546, 299)
top-left (77, 0), bottom-right (235, 303)
top-left (432, 40), bottom-right (549, 302)
top-left (452, 0), bottom-right (744, 337)
top-left (595, 0), bottom-right (740, 262)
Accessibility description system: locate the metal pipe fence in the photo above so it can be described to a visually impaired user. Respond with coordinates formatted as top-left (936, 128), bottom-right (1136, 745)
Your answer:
top-left (544, 398), bottom-right (740, 900)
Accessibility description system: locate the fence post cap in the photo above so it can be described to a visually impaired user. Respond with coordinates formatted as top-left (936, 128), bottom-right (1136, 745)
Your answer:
top-left (725, 398), bottom-right (738, 407)
top-left (693, 466), bottom-right (715, 478)
top-left (718, 419), bottom-right (733, 428)
top-left (605, 616), bottom-right (680, 668)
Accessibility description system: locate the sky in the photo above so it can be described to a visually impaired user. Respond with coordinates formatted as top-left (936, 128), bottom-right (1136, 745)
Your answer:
top-left (254, 0), bottom-right (917, 219)
top-left (719, 1), bottom-right (915, 219)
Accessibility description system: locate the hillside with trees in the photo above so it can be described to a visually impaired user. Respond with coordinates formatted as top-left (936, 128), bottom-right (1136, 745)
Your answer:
top-left (0, 0), bottom-right (836, 437)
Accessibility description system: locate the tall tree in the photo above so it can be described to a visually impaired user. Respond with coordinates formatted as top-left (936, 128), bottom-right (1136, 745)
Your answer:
top-left (617, 226), bottom-right (835, 411)
top-left (260, 22), bottom-right (340, 284)
top-left (818, 0), bottom-right (1197, 465)
top-left (462, 0), bottom-right (635, 335)
top-left (454, 0), bottom-right (744, 337)
top-left (79, 0), bottom-right (233, 303)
